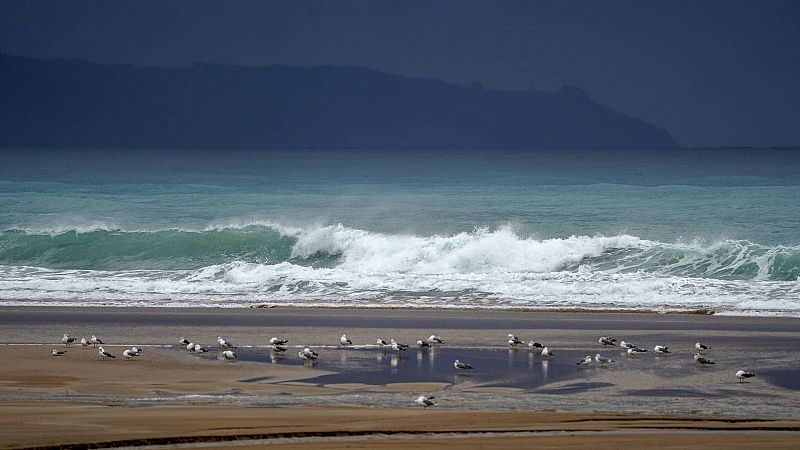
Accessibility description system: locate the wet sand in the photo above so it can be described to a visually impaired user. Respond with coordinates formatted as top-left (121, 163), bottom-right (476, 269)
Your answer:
top-left (1, 306), bottom-right (800, 448)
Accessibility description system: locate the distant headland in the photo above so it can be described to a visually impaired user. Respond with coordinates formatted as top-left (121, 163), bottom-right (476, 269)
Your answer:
top-left (0, 53), bottom-right (678, 149)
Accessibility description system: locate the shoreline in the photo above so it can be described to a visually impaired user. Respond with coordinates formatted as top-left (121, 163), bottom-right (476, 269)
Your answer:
top-left (2, 305), bottom-right (800, 448)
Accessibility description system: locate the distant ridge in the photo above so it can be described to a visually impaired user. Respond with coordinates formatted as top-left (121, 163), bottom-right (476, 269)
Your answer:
top-left (0, 53), bottom-right (678, 149)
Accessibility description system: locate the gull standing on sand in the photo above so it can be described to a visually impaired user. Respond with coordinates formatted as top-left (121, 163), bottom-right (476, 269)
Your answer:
top-left (270, 337), bottom-right (289, 346)
top-left (695, 342), bottom-right (710, 352)
top-left (415, 395), bottom-right (437, 407)
top-left (90, 335), bottom-right (104, 347)
top-left (428, 335), bottom-right (445, 344)
top-left (217, 336), bottom-right (236, 349)
top-left (507, 334), bottom-right (524, 346)
top-left (599, 336), bottom-right (617, 346)
top-left (222, 350), bottom-right (237, 360)
top-left (98, 346), bottom-right (115, 359)
top-left (377, 338), bottom-right (388, 348)
top-left (595, 354), bottom-right (614, 365)
top-left (131, 346), bottom-right (142, 355)
top-left (654, 345), bottom-right (671, 354)
top-left (694, 353), bottom-right (715, 364)
top-left (340, 334), bottom-right (352, 347)
top-left (179, 337), bottom-right (190, 346)
top-left (61, 334), bottom-right (76, 346)
top-left (736, 370), bottom-right (756, 382)
top-left (123, 349), bottom-right (138, 360)
top-left (541, 347), bottom-right (554, 358)
top-left (453, 359), bottom-right (473, 370)
top-left (80, 338), bottom-right (90, 348)
top-left (51, 349), bottom-right (67, 357)
top-left (577, 356), bottom-right (593, 366)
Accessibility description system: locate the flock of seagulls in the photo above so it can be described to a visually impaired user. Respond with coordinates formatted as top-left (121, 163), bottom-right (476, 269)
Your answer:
top-left (53, 330), bottom-right (757, 407)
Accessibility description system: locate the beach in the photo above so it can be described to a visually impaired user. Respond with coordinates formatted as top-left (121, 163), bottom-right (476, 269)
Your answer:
top-left (2, 306), bottom-right (799, 448)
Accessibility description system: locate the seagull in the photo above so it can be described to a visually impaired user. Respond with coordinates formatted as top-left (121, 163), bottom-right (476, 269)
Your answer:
top-left (51, 349), bottom-right (67, 357)
top-left (595, 354), bottom-right (614, 364)
top-left (453, 359), bottom-right (473, 370)
top-left (377, 338), bottom-right (388, 347)
top-left (123, 349), bottom-right (138, 360)
top-left (577, 355), bottom-right (593, 366)
top-left (131, 346), bottom-right (142, 355)
top-left (654, 345), bottom-right (671, 354)
top-left (98, 346), bottom-right (115, 359)
top-left (427, 335), bottom-right (445, 344)
top-left (415, 395), bottom-right (437, 407)
top-left (507, 334), bottom-right (524, 346)
top-left (80, 338), bottom-right (90, 348)
top-left (222, 350), bottom-right (237, 360)
top-left (270, 337), bottom-right (289, 346)
top-left (217, 336), bottom-right (236, 349)
top-left (541, 347), bottom-right (554, 358)
top-left (694, 353), bottom-right (715, 364)
top-left (619, 340), bottom-right (636, 349)
top-left (179, 337), bottom-right (190, 346)
top-left (695, 342), bottom-right (710, 352)
top-left (299, 348), bottom-right (318, 361)
top-left (417, 340), bottom-right (431, 348)
top-left (528, 341), bottom-right (544, 349)
top-left (736, 370), bottom-right (756, 382)
top-left (627, 347), bottom-right (647, 356)
top-left (599, 336), bottom-right (617, 346)
top-left (272, 344), bottom-right (287, 353)
top-left (390, 339), bottom-right (409, 351)
top-left (61, 334), bottom-right (76, 346)
top-left (190, 343), bottom-right (207, 353)
top-left (90, 335), bottom-right (104, 347)
top-left (186, 342), bottom-right (196, 351)
top-left (340, 334), bottom-right (352, 347)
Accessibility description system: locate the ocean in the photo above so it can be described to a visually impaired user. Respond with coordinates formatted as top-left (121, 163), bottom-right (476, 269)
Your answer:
top-left (0, 148), bottom-right (798, 315)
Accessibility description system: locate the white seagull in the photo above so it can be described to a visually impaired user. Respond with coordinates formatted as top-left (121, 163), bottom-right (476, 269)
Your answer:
top-left (377, 338), bottom-right (388, 347)
top-left (599, 336), bottom-right (617, 346)
top-left (595, 354), bottom-right (614, 364)
top-left (507, 334), bottom-right (524, 346)
top-left (654, 345), bottom-right (671, 354)
top-left (186, 342), bottom-right (196, 351)
top-left (541, 346), bottom-right (554, 358)
top-left (693, 353), bottom-right (715, 364)
top-left (98, 346), bottom-right (115, 359)
top-left (51, 349), bottom-right (67, 357)
top-left (299, 347), bottom-right (319, 361)
top-left (619, 340), bottom-right (636, 349)
top-left (695, 342), bottom-right (710, 352)
top-left (415, 395), bottom-right (437, 407)
top-left (272, 344), bottom-right (287, 352)
top-left (427, 335), bottom-right (445, 344)
top-left (577, 356), bottom-right (593, 366)
top-left (179, 337), bottom-right (190, 346)
top-left (340, 334), bottom-right (352, 346)
top-left (736, 370), bottom-right (756, 382)
top-left (528, 341), bottom-right (544, 349)
top-left (80, 337), bottom-right (90, 348)
top-left (453, 359), bottom-right (473, 370)
top-left (390, 339), bottom-right (409, 351)
top-left (222, 350), bottom-right (237, 360)
top-left (131, 346), bottom-right (142, 355)
top-left (61, 334), bottom-right (76, 346)
top-left (191, 343), bottom-right (208, 353)
top-left (270, 337), bottom-right (289, 346)
top-left (417, 340), bottom-right (431, 348)
top-left (627, 347), bottom-right (647, 356)
top-left (217, 336), bottom-right (236, 348)
top-left (123, 349), bottom-right (138, 360)
top-left (90, 335), bottom-right (104, 347)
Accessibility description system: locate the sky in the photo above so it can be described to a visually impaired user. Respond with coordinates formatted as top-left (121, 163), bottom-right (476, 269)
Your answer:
top-left (1, 1), bottom-right (799, 148)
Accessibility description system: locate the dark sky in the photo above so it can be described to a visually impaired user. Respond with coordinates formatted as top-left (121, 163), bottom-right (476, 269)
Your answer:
top-left (2, 1), bottom-right (799, 148)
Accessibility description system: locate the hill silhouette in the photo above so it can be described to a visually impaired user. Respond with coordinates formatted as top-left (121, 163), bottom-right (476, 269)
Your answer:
top-left (0, 53), bottom-right (678, 149)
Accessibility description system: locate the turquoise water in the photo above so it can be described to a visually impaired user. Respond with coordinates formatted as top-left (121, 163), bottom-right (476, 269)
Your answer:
top-left (0, 148), bottom-right (798, 314)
